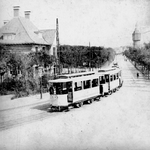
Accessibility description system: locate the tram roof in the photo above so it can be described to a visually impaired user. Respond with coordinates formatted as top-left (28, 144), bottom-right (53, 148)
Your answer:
top-left (57, 71), bottom-right (96, 78)
top-left (49, 68), bottom-right (121, 83)
top-left (97, 67), bottom-right (120, 75)
top-left (49, 74), bottom-right (99, 83)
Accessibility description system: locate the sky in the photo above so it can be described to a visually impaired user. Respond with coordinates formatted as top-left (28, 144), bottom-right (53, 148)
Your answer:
top-left (0, 0), bottom-right (150, 48)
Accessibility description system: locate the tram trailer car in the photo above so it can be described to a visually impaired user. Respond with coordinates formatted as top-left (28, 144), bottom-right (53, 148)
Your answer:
top-left (97, 67), bottom-right (123, 95)
top-left (48, 67), bottom-right (123, 112)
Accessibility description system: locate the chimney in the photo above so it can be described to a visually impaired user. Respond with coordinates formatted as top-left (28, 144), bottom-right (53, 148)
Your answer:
top-left (4, 20), bottom-right (9, 25)
top-left (24, 11), bottom-right (31, 19)
top-left (13, 6), bottom-right (20, 17)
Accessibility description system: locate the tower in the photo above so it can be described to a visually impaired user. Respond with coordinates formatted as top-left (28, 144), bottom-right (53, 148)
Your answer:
top-left (132, 24), bottom-right (141, 49)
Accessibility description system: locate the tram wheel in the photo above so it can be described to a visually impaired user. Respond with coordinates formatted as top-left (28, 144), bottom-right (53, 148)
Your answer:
top-left (96, 96), bottom-right (101, 101)
top-left (80, 102), bottom-right (83, 107)
top-left (90, 99), bottom-right (94, 103)
top-left (87, 100), bottom-right (91, 104)
top-left (65, 106), bottom-right (70, 112)
top-left (75, 103), bottom-right (80, 108)
top-left (47, 107), bottom-right (52, 112)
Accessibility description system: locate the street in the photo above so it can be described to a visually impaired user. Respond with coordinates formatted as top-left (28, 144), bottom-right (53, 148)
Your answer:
top-left (0, 54), bottom-right (150, 150)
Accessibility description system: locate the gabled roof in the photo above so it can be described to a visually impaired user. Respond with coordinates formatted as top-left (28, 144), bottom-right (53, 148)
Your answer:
top-left (38, 29), bottom-right (56, 45)
top-left (0, 17), bottom-right (55, 45)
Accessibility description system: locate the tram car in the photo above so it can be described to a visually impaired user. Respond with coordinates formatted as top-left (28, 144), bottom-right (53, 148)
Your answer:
top-left (48, 67), bottom-right (123, 112)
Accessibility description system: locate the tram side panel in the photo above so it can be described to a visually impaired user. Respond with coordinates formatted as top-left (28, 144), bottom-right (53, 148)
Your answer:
top-left (110, 80), bottom-right (119, 91)
top-left (73, 87), bottom-right (100, 103)
top-left (102, 83), bottom-right (109, 95)
top-left (50, 94), bottom-right (69, 107)
top-left (72, 79), bottom-right (100, 103)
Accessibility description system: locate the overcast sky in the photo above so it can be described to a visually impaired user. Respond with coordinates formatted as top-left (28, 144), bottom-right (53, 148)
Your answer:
top-left (0, 0), bottom-right (150, 48)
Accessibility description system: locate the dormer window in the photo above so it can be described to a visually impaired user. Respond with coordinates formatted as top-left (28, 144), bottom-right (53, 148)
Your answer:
top-left (3, 33), bottom-right (15, 40)
top-left (34, 31), bottom-right (42, 38)
top-left (38, 32), bottom-right (42, 38)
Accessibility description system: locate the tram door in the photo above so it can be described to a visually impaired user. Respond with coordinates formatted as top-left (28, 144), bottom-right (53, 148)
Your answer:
top-left (105, 74), bottom-right (110, 91)
top-left (67, 82), bottom-right (73, 103)
top-left (99, 76), bottom-right (103, 95)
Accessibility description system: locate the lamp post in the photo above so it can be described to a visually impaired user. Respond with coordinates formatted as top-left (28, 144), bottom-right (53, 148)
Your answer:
top-left (38, 66), bottom-right (43, 99)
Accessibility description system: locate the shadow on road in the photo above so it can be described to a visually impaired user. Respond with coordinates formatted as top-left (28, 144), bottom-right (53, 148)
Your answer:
top-left (32, 103), bottom-right (50, 112)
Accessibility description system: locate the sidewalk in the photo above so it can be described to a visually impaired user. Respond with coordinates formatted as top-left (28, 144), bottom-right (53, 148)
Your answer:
top-left (0, 93), bottom-right (50, 111)
top-left (128, 59), bottom-right (150, 80)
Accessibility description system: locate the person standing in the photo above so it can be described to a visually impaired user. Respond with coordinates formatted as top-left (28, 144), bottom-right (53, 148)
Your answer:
top-left (137, 72), bottom-right (139, 78)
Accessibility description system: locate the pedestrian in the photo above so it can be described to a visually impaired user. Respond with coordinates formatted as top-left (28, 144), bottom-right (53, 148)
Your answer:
top-left (49, 86), bottom-right (54, 94)
top-left (137, 72), bottom-right (139, 78)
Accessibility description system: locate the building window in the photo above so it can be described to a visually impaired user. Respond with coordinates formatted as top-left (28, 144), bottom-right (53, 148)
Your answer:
top-left (42, 47), bottom-right (45, 51)
top-left (35, 46), bottom-right (38, 53)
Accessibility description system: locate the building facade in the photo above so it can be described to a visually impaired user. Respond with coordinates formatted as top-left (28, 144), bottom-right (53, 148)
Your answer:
top-left (0, 6), bottom-right (57, 57)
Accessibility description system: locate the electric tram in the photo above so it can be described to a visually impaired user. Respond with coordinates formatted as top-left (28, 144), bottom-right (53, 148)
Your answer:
top-left (48, 67), bottom-right (123, 112)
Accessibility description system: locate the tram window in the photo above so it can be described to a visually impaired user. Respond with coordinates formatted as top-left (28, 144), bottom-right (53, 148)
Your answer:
top-left (110, 75), bottom-right (113, 81)
top-left (74, 81), bottom-right (82, 91)
top-left (100, 76), bottom-right (105, 84)
top-left (83, 80), bottom-right (91, 89)
top-left (105, 75), bottom-right (109, 82)
top-left (119, 71), bottom-right (121, 76)
top-left (116, 73), bottom-right (119, 79)
top-left (67, 82), bottom-right (72, 92)
top-left (53, 82), bottom-right (72, 94)
top-left (53, 83), bottom-right (62, 94)
top-left (92, 79), bottom-right (98, 87)
top-left (114, 74), bottom-right (116, 80)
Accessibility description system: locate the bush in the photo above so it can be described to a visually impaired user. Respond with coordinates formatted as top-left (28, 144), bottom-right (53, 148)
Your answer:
top-left (0, 78), bottom-right (16, 95)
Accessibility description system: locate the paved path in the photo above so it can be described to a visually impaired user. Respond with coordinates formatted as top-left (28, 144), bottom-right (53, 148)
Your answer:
top-left (0, 93), bottom-right (50, 111)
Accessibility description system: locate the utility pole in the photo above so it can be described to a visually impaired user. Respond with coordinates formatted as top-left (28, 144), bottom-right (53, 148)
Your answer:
top-left (56, 18), bottom-right (60, 75)
top-left (38, 66), bottom-right (43, 99)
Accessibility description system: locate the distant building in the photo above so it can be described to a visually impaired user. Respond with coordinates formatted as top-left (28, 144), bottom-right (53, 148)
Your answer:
top-left (132, 24), bottom-right (141, 49)
top-left (0, 6), bottom-right (57, 57)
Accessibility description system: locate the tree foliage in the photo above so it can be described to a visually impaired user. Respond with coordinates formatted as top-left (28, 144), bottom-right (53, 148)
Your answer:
top-left (59, 45), bottom-right (115, 68)
top-left (0, 44), bottom-right (115, 97)
top-left (0, 47), bottom-right (55, 97)
top-left (124, 43), bottom-right (150, 78)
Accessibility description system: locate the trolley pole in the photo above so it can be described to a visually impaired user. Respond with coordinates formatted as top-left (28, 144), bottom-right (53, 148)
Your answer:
top-left (89, 42), bottom-right (91, 71)
top-left (56, 18), bottom-right (60, 75)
